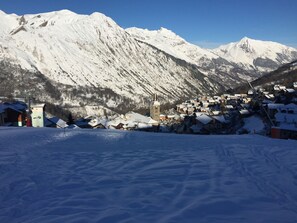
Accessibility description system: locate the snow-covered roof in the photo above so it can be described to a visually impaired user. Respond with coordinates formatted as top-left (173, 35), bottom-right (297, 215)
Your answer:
top-left (137, 123), bottom-right (152, 129)
top-left (195, 113), bottom-right (212, 125)
top-left (240, 109), bottom-right (250, 115)
top-left (148, 119), bottom-right (158, 125)
top-left (47, 117), bottom-right (68, 128)
top-left (279, 86), bottom-right (286, 90)
top-left (0, 102), bottom-right (26, 113)
top-left (212, 111), bottom-right (220, 116)
top-left (286, 88), bottom-right (295, 93)
top-left (225, 105), bottom-right (234, 109)
top-left (125, 112), bottom-right (151, 123)
top-left (108, 112), bottom-right (157, 129)
top-left (88, 117), bottom-right (108, 128)
top-left (267, 103), bottom-right (284, 110)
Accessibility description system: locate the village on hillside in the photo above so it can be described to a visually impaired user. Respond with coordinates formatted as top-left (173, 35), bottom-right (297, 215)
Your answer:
top-left (1, 82), bottom-right (297, 140)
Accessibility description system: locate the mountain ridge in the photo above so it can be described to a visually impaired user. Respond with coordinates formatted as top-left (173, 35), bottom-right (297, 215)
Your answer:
top-left (0, 9), bottom-right (296, 116)
top-left (127, 27), bottom-right (297, 86)
top-left (0, 9), bottom-right (224, 116)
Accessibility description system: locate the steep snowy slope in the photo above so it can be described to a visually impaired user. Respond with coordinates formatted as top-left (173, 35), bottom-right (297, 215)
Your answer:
top-left (213, 37), bottom-right (297, 72)
top-left (127, 27), bottom-right (250, 87)
top-left (126, 27), bottom-right (218, 64)
top-left (126, 28), bottom-right (297, 86)
top-left (0, 10), bottom-right (223, 114)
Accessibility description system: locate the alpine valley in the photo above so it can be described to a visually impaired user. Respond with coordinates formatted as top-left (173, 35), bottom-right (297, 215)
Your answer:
top-left (0, 10), bottom-right (296, 116)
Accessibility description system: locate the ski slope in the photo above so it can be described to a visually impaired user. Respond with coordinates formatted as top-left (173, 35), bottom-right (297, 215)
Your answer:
top-left (0, 127), bottom-right (297, 223)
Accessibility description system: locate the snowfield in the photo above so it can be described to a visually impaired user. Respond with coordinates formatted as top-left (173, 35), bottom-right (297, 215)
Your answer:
top-left (0, 127), bottom-right (297, 223)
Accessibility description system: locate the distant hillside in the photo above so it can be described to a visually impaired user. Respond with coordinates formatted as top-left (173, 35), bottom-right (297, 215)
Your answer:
top-left (232, 60), bottom-right (297, 93)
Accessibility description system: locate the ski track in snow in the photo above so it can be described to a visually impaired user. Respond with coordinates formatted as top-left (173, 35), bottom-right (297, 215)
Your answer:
top-left (0, 127), bottom-right (297, 223)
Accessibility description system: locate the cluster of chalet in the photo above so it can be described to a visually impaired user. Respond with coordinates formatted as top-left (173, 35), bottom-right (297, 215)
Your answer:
top-left (0, 96), bottom-right (161, 131)
top-left (72, 95), bottom-right (161, 130)
top-left (0, 99), bottom-right (48, 128)
top-left (1, 83), bottom-right (296, 139)
top-left (72, 112), bottom-right (158, 130)
top-left (172, 94), bottom-right (250, 134)
top-left (169, 82), bottom-right (297, 137)
top-left (263, 83), bottom-right (297, 139)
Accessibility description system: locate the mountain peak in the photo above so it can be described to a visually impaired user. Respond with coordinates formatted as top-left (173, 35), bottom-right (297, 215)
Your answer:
top-left (238, 36), bottom-right (257, 45)
top-left (241, 36), bottom-right (252, 41)
top-left (157, 27), bottom-right (179, 38)
top-left (159, 27), bottom-right (173, 33)
top-left (54, 9), bottom-right (76, 15)
top-left (236, 37), bottom-right (257, 54)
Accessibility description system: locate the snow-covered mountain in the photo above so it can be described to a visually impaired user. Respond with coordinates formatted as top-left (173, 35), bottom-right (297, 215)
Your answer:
top-left (0, 9), bottom-right (296, 116)
top-left (126, 27), bottom-right (249, 87)
top-left (0, 10), bottom-right (223, 115)
top-left (126, 27), bottom-right (218, 65)
top-left (213, 37), bottom-right (297, 72)
top-left (126, 28), bottom-right (297, 86)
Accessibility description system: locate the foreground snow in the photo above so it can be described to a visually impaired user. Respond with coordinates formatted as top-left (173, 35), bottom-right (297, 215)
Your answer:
top-left (0, 127), bottom-right (297, 223)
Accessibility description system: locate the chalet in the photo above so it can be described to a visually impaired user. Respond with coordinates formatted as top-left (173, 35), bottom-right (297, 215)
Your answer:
top-left (45, 117), bottom-right (68, 128)
top-left (279, 85), bottom-right (286, 91)
top-left (248, 89), bottom-right (255, 95)
top-left (108, 112), bottom-right (159, 130)
top-left (0, 102), bottom-right (27, 126)
top-left (88, 117), bottom-right (108, 129)
top-left (225, 105), bottom-right (234, 110)
top-left (274, 85), bottom-right (280, 91)
top-left (194, 112), bottom-right (213, 133)
top-left (270, 103), bottom-right (297, 140)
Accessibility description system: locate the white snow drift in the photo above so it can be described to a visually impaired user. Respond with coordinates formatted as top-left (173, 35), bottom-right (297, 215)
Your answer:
top-left (0, 127), bottom-right (297, 223)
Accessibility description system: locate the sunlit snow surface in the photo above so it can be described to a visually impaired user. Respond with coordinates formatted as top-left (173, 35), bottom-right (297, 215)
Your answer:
top-left (0, 127), bottom-right (297, 223)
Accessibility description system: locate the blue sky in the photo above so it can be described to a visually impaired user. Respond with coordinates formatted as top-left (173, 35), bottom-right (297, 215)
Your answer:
top-left (0, 0), bottom-right (296, 48)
